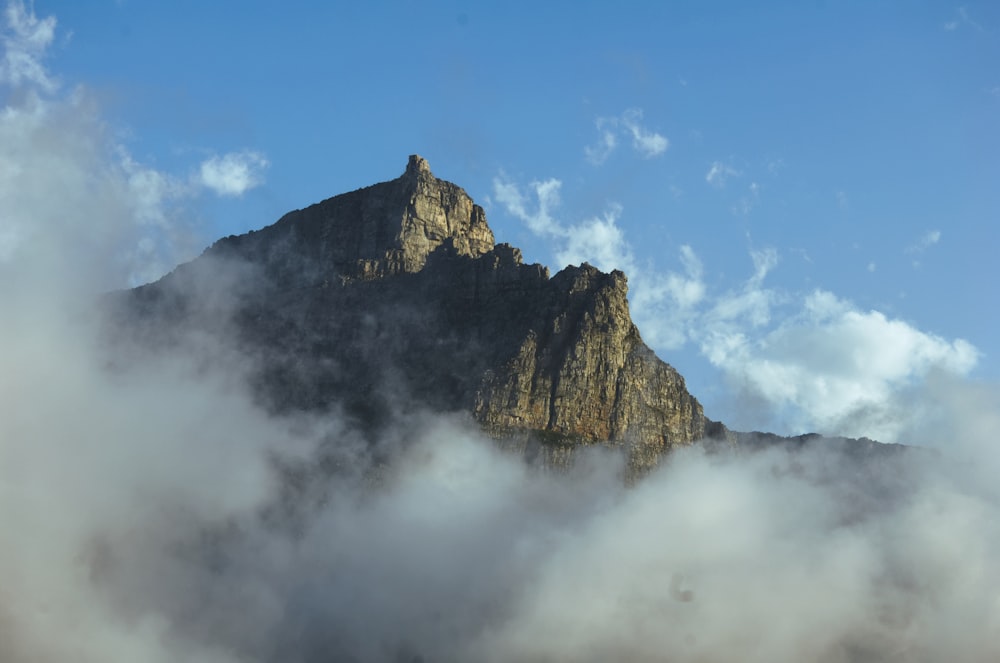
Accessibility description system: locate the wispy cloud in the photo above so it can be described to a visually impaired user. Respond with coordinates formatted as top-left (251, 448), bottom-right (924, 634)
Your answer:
top-left (836, 190), bottom-right (849, 210)
top-left (620, 108), bottom-right (669, 157)
top-left (583, 120), bottom-right (618, 166)
top-left (198, 151), bottom-right (269, 197)
top-left (0, 0), bottom-right (269, 288)
top-left (584, 108), bottom-right (668, 165)
top-left (0, 0), bottom-right (57, 91)
top-left (493, 173), bottom-right (704, 349)
top-left (705, 160), bottom-right (741, 188)
top-left (905, 229), bottom-right (941, 255)
top-left (732, 181), bottom-right (760, 215)
top-left (496, 168), bottom-right (979, 440)
top-left (944, 6), bottom-right (984, 31)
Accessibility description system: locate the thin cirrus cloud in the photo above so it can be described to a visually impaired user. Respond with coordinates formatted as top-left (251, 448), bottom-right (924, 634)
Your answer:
top-left (705, 160), bottom-right (741, 187)
top-left (584, 108), bottom-right (668, 165)
top-left (906, 229), bottom-right (941, 254)
top-left (944, 7), bottom-right (984, 31)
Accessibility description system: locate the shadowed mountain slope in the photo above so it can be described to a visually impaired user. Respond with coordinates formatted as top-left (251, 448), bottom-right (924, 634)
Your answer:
top-left (111, 156), bottom-right (895, 477)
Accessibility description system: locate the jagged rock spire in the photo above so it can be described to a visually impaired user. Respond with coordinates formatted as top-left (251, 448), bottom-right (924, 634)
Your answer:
top-left (405, 154), bottom-right (432, 177)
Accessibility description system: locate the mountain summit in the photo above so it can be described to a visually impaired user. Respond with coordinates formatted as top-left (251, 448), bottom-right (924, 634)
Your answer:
top-left (116, 156), bottom-right (728, 476)
top-left (203, 153), bottom-right (495, 285)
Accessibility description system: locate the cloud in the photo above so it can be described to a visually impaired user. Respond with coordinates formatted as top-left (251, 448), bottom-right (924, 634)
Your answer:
top-left (944, 6), bottom-right (984, 31)
top-left (198, 150), bottom-right (269, 197)
top-left (905, 230), bottom-right (941, 267)
top-left (705, 160), bottom-right (741, 187)
top-left (493, 174), bottom-right (705, 349)
top-left (732, 181), bottom-right (760, 215)
top-left (496, 170), bottom-right (980, 440)
top-left (0, 0), bottom-right (57, 90)
top-left (583, 121), bottom-right (618, 165)
top-left (0, 1), bottom-right (271, 289)
top-left (703, 289), bottom-right (979, 440)
top-left (0, 43), bottom-right (185, 288)
top-left (7, 5), bottom-right (1000, 661)
top-left (584, 108), bottom-right (668, 165)
top-left (620, 108), bottom-right (669, 157)
top-left (906, 229), bottom-right (941, 254)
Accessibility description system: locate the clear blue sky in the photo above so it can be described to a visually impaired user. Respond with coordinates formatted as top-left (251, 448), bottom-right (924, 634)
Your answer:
top-left (3, 0), bottom-right (998, 440)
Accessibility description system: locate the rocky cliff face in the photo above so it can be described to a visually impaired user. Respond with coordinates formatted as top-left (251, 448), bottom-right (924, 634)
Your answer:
top-left (114, 156), bottom-right (711, 477)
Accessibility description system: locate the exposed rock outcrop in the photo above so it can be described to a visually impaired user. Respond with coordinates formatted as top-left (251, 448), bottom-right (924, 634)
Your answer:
top-left (112, 156), bottom-right (717, 477)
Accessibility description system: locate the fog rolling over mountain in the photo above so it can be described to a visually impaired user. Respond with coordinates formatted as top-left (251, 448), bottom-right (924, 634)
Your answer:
top-left (4, 157), bottom-right (1000, 662)
top-left (112, 154), bottom-right (709, 479)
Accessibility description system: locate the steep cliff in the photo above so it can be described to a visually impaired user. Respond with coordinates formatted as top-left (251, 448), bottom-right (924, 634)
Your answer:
top-left (115, 156), bottom-right (711, 477)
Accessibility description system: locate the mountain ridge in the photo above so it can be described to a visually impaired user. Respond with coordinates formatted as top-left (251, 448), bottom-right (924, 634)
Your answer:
top-left (112, 155), bottom-right (894, 478)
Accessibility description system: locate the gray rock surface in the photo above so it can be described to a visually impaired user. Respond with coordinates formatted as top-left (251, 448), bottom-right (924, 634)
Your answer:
top-left (115, 156), bottom-right (892, 479)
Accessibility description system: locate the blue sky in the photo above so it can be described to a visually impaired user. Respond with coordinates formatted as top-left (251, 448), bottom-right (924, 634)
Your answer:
top-left (2, 0), bottom-right (997, 440)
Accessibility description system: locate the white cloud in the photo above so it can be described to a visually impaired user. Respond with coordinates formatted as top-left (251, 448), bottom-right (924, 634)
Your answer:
top-left (705, 160), bottom-right (741, 187)
top-left (906, 230), bottom-right (941, 266)
top-left (0, 13), bottom-right (185, 289)
top-left (944, 6), bottom-right (984, 32)
top-left (491, 174), bottom-right (562, 236)
top-left (733, 181), bottom-right (760, 215)
top-left (906, 229), bottom-right (941, 253)
top-left (703, 289), bottom-right (979, 440)
top-left (0, 1), bottom-right (269, 289)
top-left (584, 108), bottom-right (668, 165)
top-left (620, 108), bottom-right (669, 157)
top-left (492, 174), bottom-right (630, 273)
top-left (583, 121), bottom-right (618, 166)
top-left (0, 0), bottom-right (57, 91)
top-left (495, 169), bottom-right (980, 441)
top-left (198, 150), bottom-right (269, 197)
top-left (493, 174), bottom-right (705, 349)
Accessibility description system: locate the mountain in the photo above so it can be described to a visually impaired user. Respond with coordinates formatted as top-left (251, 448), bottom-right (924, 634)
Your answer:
top-left (109, 155), bottom-right (891, 479)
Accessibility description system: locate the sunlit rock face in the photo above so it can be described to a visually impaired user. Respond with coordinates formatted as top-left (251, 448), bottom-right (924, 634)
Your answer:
top-left (113, 155), bottom-right (714, 478)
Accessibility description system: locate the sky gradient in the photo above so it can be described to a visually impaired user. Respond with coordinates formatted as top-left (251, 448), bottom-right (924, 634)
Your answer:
top-left (2, 0), bottom-right (998, 440)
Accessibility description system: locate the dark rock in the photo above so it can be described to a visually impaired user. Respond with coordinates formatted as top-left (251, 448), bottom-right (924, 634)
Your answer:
top-left (107, 156), bottom-right (893, 479)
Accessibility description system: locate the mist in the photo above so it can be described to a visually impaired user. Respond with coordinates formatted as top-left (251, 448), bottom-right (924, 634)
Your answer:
top-left (4, 3), bottom-right (1000, 660)
top-left (4, 237), bottom-right (1000, 663)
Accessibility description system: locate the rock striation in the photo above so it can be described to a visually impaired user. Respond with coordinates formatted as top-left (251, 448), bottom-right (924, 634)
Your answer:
top-left (114, 156), bottom-right (717, 477)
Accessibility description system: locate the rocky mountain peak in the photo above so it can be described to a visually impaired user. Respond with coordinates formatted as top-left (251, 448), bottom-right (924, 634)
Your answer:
top-left (118, 156), bottom-right (715, 479)
top-left (204, 155), bottom-right (495, 285)
top-left (404, 153), bottom-right (433, 178)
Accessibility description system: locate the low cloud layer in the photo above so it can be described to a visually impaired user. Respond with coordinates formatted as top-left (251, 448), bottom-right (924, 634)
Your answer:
top-left (4, 3), bottom-right (1000, 662)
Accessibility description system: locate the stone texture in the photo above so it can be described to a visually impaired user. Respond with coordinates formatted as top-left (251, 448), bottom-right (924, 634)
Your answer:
top-left (205, 154), bottom-right (495, 286)
top-left (112, 156), bottom-right (713, 478)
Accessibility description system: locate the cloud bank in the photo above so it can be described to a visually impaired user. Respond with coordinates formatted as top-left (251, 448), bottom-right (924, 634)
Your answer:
top-left (4, 3), bottom-right (1000, 662)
